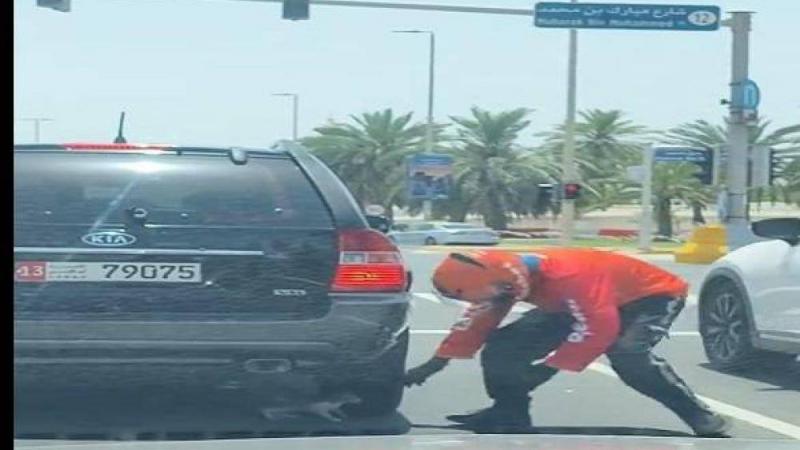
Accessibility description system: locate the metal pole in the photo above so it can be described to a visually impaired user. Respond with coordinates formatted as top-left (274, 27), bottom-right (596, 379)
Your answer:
top-left (423, 32), bottom-right (436, 220)
top-left (239, 0), bottom-right (532, 16)
top-left (426, 32), bottom-right (435, 153)
top-left (394, 30), bottom-right (436, 153)
top-left (639, 145), bottom-right (654, 251)
top-left (292, 94), bottom-right (299, 141)
top-left (272, 93), bottom-right (299, 141)
top-left (17, 118), bottom-right (53, 143)
top-left (394, 30), bottom-right (436, 220)
top-left (422, 199), bottom-right (433, 221)
top-left (560, 5), bottom-right (578, 246)
top-left (724, 12), bottom-right (753, 250)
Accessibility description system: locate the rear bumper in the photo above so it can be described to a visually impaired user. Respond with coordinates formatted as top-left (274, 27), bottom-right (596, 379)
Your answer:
top-left (14, 293), bottom-right (410, 391)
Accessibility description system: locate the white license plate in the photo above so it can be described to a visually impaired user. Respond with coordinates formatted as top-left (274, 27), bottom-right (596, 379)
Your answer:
top-left (14, 261), bottom-right (202, 283)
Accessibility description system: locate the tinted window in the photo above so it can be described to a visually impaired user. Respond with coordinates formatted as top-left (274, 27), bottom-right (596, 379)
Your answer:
top-left (441, 223), bottom-right (479, 229)
top-left (14, 152), bottom-right (333, 229)
top-left (413, 223), bottom-right (435, 231)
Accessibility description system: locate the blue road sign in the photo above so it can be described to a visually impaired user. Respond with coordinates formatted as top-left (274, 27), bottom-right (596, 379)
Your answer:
top-left (654, 147), bottom-right (708, 162)
top-left (407, 154), bottom-right (454, 200)
top-left (732, 78), bottom-right (760, 110)
top-left (654, 146), bottom-right (714, 184)
top-left (534, 2), bottom-right (721, 31)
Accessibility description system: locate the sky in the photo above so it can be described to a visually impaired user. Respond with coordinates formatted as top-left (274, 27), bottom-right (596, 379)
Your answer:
top-left (13, 0), bottom-right (800, 147)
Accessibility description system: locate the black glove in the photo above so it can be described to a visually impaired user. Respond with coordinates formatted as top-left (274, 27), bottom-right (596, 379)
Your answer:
top-left (404, 356), bottom-right (449, 387)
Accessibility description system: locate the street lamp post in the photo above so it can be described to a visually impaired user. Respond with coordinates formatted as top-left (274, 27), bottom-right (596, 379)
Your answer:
top-left (394, 29), bottom-right (436, 220)
top-left (272, 93), bottom-right (299, 141)
top-left (17, 117), bottom-right (54, 143)
top-left (560, 0), bottom-right (579, 246)
top-left (393, 30), bottom-right (435, 153)
top-left (723, 12), bottom-right (755, 251)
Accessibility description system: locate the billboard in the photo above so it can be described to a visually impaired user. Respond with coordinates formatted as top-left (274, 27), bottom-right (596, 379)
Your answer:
top-left (407, 154), bottom-right (454, 200)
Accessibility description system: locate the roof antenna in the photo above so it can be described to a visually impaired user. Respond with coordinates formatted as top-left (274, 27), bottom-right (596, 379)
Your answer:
top-left (114, 111), bottom-right (127, 144)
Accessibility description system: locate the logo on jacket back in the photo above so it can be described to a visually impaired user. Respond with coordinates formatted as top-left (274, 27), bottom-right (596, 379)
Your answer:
top-left (82, 231), bottom-right (137, 247)
top-left (565, 298), bottom-right (592, 343)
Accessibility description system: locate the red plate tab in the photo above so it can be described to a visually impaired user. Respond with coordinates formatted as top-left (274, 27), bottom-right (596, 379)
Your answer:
top-left (15, 262), bottom-right (46, 282)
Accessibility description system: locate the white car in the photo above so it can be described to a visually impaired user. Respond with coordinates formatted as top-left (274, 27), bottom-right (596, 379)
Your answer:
top-left (697, 218), bottom-right (800, 370)
top-left (388, 221), bottom-right (500, 246)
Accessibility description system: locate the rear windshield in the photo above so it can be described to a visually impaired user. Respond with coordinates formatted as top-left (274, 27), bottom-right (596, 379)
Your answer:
top-left (14, 152), bottom-right (333, 229)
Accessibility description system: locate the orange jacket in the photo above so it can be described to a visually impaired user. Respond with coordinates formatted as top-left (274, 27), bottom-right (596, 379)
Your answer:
top-left (435, 249), bottom-right (688, 372)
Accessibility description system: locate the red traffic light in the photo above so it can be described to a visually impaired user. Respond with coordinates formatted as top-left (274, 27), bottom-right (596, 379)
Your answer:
top-left (564, 183), bottom-right (582, 200)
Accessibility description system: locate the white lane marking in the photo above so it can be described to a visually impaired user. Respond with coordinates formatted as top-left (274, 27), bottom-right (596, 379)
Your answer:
top-left (414, 293), bottom-right (441, 304)
top-left (670, 331), bottom-right (700, 336)
top-left (587, 362), bottom-right (800, 440)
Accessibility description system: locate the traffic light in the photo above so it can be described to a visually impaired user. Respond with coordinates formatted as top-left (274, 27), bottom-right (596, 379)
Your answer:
top-left (535, 183), bottom-right (554, 216)
top-left (37, 0), bottom-right (70, 12)
top-left (537, 183), bottom-right (554, 204)
top-left (283, 0), bottom-right (309, 20)
top-left (695, 147), bottom-right (715, 185)
top-left (769, 148), bottom-right (782, 186)
top-left (563, 183), bottom-right (582, 200)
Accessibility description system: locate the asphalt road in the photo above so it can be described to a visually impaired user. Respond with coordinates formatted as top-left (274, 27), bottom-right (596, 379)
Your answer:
top-left (14, 247), bottom-right (800, 445)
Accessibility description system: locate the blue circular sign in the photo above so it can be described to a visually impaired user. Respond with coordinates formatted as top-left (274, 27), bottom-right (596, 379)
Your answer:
top-left (737, 79), bottom-right (760, 110)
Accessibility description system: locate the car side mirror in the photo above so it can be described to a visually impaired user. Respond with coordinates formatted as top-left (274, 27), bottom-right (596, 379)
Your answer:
top-left (365, 214), bottom-right (391, 234)
top-left (751, 218), bottom-right (800, 246)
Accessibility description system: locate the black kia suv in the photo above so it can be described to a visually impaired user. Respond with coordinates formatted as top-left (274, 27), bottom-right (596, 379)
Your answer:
top-left (14, 140), bottom-right (411, 417)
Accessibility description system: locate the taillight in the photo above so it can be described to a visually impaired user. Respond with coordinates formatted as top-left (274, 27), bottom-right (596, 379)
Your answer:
top-left (332, 229), bottom-right (407, 293)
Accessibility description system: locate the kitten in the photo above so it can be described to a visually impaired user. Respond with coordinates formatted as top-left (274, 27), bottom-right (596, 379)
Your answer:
top-left (260, 392), bottom-right (361, 423)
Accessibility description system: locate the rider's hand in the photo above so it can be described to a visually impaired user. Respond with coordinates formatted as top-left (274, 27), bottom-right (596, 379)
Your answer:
top-left (404, 356), bottom-right (449, 387)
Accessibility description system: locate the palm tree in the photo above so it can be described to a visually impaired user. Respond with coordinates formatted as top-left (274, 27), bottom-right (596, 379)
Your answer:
top-left (582, 177), bottom-right (640, 213)
top-left (537, 109), bottom-right (649, 212)
top-left (780, 156), bottom-right (800, 206)
top-left (663, 118), bottom-right (800, 149)
top-left (651, 163), bottom-right (713, 237)
top-left (661, 119), bottom-right (726, 149)
top-left (662, 118), bottom-right (800, 217)
top-left (769, 126), bottom-right (800, 207)
top-left (302, 109), bottom-right (443, 215)
top-left (448, 107), bottom-right (554, 230)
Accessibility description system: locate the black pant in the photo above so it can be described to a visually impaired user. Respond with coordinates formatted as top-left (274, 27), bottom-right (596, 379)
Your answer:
top-left (480, 296), bottom-right (712, 418)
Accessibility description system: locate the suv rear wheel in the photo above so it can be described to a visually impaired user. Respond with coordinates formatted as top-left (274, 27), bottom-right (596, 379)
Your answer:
top-left (340, 329), bottom-right (408, 417)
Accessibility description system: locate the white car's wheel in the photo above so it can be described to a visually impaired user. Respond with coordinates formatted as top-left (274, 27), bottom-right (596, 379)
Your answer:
top-left (699, 280), bottom-right (755, 370)
top-left (424, 236), bottom-right (437, 246)
top-left (699, 280), bottom-right (795, 371)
